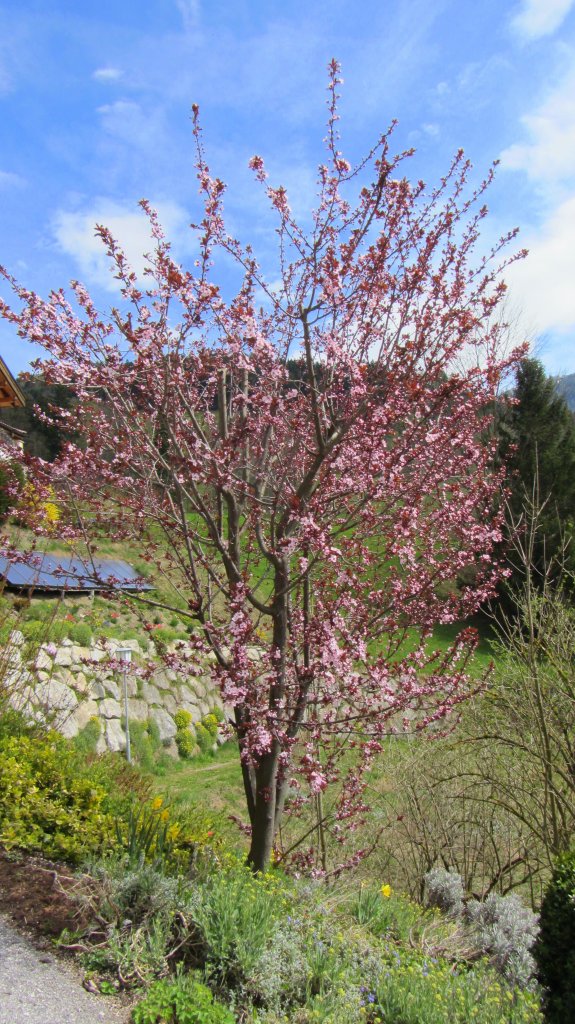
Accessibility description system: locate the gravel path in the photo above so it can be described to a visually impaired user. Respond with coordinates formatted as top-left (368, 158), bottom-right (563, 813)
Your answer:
top-left (0, 915), bottom-right (132, 1024)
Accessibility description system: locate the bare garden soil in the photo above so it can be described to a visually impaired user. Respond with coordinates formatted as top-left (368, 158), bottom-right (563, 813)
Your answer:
top-left (0, 847), bottom-right (83, 942)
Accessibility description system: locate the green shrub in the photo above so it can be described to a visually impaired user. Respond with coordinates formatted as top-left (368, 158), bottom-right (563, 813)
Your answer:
top-left (129, 720), bottom-right (163, 772)
top-left (68, 621), bottom-right (93, 645)
top-left (0, 460), bottom-right (24, 522)
top-left (195, 723), bottom-right (214, 755)
top-left (0, 708), bottom-right (36, 741)
top-left (175, 709), bottom-right (193, 730)
top-left (351, 884), bottom-right (424, 942)
top-left (202, 714), bottom-right (219, 739)
top-left (176, 729), bottom-right (197, 759)
top-left (535, 848), bottom-right (575, 1023)
top-left (132, 974), bottom-right (235, 1024)
top-left (20, 619), bottom-right (68, 644)
top-left (371, 954), bottom-right (542, 1024)
top-left (72, 715), bottom-right (101, 756)
top-left (0, 732), bottom-right (117, 863)
top-left (188, 862), bottom-right (289, 987)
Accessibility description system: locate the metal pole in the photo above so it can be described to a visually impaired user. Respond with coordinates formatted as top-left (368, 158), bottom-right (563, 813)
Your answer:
top-left (117, 647), bottom-right (132, 764)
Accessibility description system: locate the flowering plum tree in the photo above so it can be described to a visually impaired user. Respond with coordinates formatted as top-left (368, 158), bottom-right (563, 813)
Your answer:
top-left (0, 63), bottom-right (523, 872)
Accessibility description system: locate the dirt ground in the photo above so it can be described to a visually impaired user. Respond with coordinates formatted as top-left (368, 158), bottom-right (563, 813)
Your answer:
top-left (0, 848), bottom-right (85, 942)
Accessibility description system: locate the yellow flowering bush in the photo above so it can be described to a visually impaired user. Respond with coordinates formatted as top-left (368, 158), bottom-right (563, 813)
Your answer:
top-left (0, 732), bottom-right (117, 863)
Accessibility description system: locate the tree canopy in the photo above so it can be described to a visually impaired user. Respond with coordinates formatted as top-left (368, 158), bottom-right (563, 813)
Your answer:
top-left (0, 63), bottom-right (523, 873)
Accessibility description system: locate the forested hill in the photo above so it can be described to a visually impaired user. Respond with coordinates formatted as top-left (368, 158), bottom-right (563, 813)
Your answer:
top-left (556, 372), bottom-right (575, 411)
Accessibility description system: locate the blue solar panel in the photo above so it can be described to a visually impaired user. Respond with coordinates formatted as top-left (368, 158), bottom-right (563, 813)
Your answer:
top-left (0, 553), bottom-right (152, 592)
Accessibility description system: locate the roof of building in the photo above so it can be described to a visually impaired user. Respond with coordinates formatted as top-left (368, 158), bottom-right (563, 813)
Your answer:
top-left (0, 356), bottom-right (25, 408)
top-left (0, 552), bottom-right (152, 593)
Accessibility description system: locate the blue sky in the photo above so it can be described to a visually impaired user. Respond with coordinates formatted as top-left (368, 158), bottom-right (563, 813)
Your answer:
top-left (1, 0), bottom-right (575, 376)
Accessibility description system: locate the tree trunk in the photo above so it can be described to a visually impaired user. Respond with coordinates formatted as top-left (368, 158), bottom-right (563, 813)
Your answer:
top-left (246, 748), bottom-right (282, 872)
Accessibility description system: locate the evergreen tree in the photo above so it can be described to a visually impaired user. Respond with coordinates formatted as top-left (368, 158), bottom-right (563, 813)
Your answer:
top-left (0, 374), bottom-right (77, 460)
top-left (500, 357), bottom-right (575, 586)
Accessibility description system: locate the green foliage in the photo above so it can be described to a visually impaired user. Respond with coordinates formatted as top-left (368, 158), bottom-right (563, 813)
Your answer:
top-left (368, 956), bottom-right (541, 1024)
top-left (0, 708), bottom-right (36, 741)
top-left (534, 848), bottom-right (575, 1023)
top-left (351, 885), bottom-right (424, 942)
top-left (176, 729), bottom-right (197, 759)
top-left (188, 861), bottom-right (289, 987)
top-left (202, 714), bottom-right (219, 738)
top-left (498, 357), bottom-right (575, 592)
top-left (0, 459), bottom-right (25, 521)
top-left (72, 716), bottom-right (101, 757)
top-left (117, 796), bottom-right (179, 869)
top-left (129, 719), bottom-right (163, 772)
top-left (0, 373), bottom-right (78, 461)
top-left (195, 722), bottom-right (214, 754)
top-left (132, 975), bottom-right (235, 1024)
top-left (67, 621), bottom-right (93, 645)
top-left (115, 794), bottom-right (220, 873)
top-left (20, 618), bottom-right (69, 644)
top-left (175, 709), bottom-right (193, 730)
top-left (0, 732), bottom-right (117, 863)
top-left (174, 709), bottom-right (197, 760)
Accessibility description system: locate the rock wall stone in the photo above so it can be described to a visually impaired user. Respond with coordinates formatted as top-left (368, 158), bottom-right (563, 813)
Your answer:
top-left (4, 632), bottom-right (225, 757)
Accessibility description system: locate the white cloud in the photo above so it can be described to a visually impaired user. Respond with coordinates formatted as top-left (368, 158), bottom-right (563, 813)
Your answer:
top-left (506, 194), bottom-right (575, 336)
top-left (500, 63), bottom-right (575, 186)
top-left (97, 100), bottom-right (165, 150)
top-left (93, 67), bottom-right (123, 82)
top-left (0, 170), bottom-right (25, 188)
top-left (511, 0), bottom-right (575, 40)
top-left (52, 199), bottom-right (192, 292)
top-left (500, 56), bottom-right (575, 345)
top-left (175, 0), bottom-right (200, 33)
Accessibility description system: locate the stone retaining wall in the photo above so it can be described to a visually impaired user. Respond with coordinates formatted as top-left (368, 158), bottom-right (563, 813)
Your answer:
top-left (4, 632), bottom-right (224, 757)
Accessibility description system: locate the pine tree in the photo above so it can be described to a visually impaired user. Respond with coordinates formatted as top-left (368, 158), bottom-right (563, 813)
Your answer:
top-left (501, 358), bottom-right (575, 585)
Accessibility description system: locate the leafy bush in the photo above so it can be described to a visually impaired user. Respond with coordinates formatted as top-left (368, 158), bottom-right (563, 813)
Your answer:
top-left (20, 618), bottom-right (69, 644)
top-left (0, 732), bottom-right (117, 863)
top-left (175, 709), bottom-right (193, 730)
top-left (68, 621), bottom-right (93, 645)
top-left (176, 729), bottom-right (197, 759)
top-left (132, 975), bottom-right (235, 1024)
top-left (0, 459), bottom-right (25, 522)
top-left (424, 867), bottom-right (465, 918)
top-left (174, 709), bottom-right (197, 760)
top-left (465, 893), bottom-right (539, 989)
top-left (535, 848), bottom-right (575, 1023)
top-left (352, 884), bottom-right (424, 942)
top-left (202, 714), bottom-right (219, 739)
top-left (187, 862), bottom-right (289, 987)
top-left (195, 722), bottom-right (215, 754)
top-left (370, 954), bottom-right (542, 1024)
top-left (0, 708), bottom-right (36, 741)
top-left (129, 719), bottom-right (163, 772)
top-left (72, 715), bottom-right (101, 756)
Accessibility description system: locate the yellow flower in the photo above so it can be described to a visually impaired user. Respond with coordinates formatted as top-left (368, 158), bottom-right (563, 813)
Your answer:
top-left (151, 796), bottom-right (163, 811)
top-left (161, 809), bottom-right (169, 822)
top-left (380, 883), bottom-right (392, 898)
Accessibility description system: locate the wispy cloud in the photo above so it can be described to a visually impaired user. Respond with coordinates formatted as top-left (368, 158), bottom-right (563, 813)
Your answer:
top-left (93, 66), bottom-right (123, 82)
top-left (501, 54), bottom-right (575, 352)
top-left (0, 170), bottom-right (26, 188)
top-left (52, 199), bottom-right (193, 292)
top-left (500, 61), bottom-right (575, 189)
top-left (97, 100), bottom-right (166, 150)
top-left (511, 0), bottom-right (575, 41)
top-left (506, 195), bottom-right (575, 337)
top-left (175, 0), bottom-right (200, 34)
